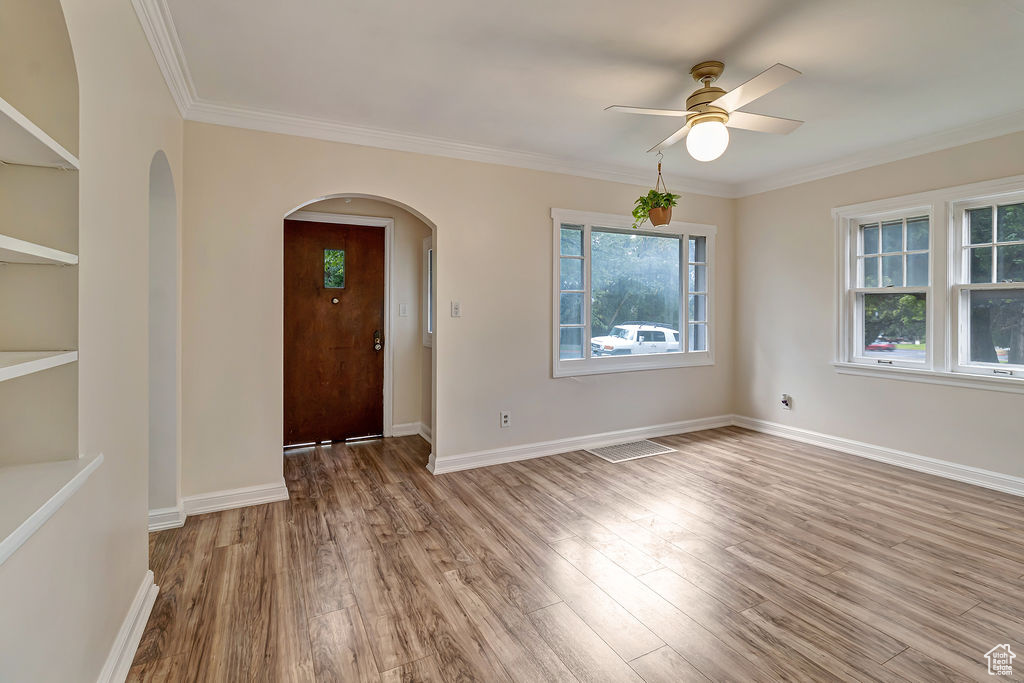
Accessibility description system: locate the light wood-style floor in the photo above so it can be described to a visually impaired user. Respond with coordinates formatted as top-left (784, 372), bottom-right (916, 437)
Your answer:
top-left (129, 427), bottom-right (1024, 682)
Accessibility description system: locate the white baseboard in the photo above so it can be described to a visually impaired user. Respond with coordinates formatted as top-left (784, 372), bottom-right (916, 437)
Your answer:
top-left (391, 422), bottom-right (423, 437)
top-left (732, 415), bottom-right (1024, 497)
top-left (430, 415), bottom-right (733, 474)
top-left (97, 569), bottom-right (158, 683)
top-left (182, 480), bottom-right (289, 516)
top-left (147, 503), bottom-right (185, 532)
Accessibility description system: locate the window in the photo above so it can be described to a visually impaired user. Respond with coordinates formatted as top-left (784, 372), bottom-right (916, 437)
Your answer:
top-left (324, 249), bottom-right (345, 288)
top-left (954, 198), bottom-right (1024, 375)
top-left (422, 236), bottom-right (433, 347)
top-left (847, 214), bottom-right (930, 367)
top-left (834, 174), bottom-right (1024, 392)
top-left (552, 209), bottom-right (715, 377)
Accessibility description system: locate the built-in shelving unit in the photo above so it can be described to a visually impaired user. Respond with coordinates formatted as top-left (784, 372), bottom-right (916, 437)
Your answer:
top-left (0, 233), bottom-right (78, 265)
top-left (0, 95), bottom-right (78, 170)
top-left (0, 2), bottom-right (88, 566)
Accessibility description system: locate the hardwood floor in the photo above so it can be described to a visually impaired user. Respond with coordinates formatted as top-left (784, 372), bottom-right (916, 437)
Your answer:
top-left (129, 427), bottom-right (1024, 682)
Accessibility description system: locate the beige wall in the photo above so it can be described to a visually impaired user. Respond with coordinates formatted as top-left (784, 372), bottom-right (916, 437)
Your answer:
top-left (734, 131), bottom-right (1024, 479)
top-left (181, 120), bottom-right (735, 495)
top-left (296, 197), bottom-right (432, 429)
top-left (0, 0), bottom-right (184, 680)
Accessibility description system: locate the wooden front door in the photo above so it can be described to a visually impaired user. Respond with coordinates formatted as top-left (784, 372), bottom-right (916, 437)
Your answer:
top-left (284, 219), bottom-right (385, 444)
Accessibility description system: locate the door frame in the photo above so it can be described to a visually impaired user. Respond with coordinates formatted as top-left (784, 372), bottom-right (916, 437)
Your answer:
top-left (287, 210), bottom-right (396, 437)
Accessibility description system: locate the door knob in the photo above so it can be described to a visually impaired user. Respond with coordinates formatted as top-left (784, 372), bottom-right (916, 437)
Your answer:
top-left (373, 330), bottom-right (382, 352)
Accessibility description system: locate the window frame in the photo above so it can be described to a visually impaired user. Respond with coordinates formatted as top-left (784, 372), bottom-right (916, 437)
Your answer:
top-left (833, 173), bottom-right (1024, 394)
top-left (840, 206), bottom-right (934, 370)
top-left (551, 208), bottom-right (717, 378)
top-left (950, 190), bottom-right (1024, 378)
top-left (422, 236), bottom-right (433, 348)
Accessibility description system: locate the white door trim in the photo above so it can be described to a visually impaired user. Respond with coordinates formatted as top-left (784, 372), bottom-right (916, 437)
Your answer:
top-left (287, 210), bottom-right (395, 437)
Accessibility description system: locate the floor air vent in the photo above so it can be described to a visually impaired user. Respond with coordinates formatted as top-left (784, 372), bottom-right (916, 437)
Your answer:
top-left (585, 439), bottom-right (676, 463)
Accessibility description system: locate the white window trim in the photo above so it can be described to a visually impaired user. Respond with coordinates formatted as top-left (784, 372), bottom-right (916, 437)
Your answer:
top-left (551, 208), bottom-right (717, 378)
top-left (837, 204), bottom-right (935, 371)
top-left (422, 235), bottom-right (433, 348)
top-left (832, 173), bottom-right (1024, 393)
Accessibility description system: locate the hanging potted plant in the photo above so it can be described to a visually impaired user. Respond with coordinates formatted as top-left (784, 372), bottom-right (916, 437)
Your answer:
top-left (632, 158), bottom-right (680, 229)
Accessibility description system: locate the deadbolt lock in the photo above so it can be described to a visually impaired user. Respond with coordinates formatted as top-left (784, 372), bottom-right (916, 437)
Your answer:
top-left (373, 330), bottom-right (382, 352)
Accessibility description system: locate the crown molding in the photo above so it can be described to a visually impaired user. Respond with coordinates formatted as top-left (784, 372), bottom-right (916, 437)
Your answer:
top-left (734, 108), bottom-right (1024, 197)
top-left (185, 99), bottom-right (734, 196)
top-left (131, 0), bottom-right (197, 117)
top-left (132, 0), bottom-right (1024, 200)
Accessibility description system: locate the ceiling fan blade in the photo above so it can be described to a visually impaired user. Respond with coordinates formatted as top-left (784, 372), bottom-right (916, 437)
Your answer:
top-left (726, 110), bottom-right (803, 134)
top-left (711, 63), bottom-right (801, 113)
top-left (605, 105), bottom-right (693, 117)
top-left (647, 120), bottom-right (693, 153)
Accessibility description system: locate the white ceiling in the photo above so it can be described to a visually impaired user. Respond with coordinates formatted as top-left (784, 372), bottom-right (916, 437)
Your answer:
top-left (160, 0), bottom-right (1024, 194)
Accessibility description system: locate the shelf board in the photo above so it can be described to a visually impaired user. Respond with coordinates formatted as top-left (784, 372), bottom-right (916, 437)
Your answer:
top-left (0, 453), bottom-right (103, 566)
top-left (0, 351), bottom-right (78, 382)
top-left (0, 95), bottom-right (79, 170)
top-left (0, 234), bottom-right (78, 265)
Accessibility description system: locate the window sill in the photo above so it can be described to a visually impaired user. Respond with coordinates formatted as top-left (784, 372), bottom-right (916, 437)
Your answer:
top-left (833, 361), bottom-right (1024, 395)
top-left (555, 353), bottom-right (713, 378)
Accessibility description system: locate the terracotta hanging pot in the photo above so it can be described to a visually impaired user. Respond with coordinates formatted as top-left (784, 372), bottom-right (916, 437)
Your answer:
top-left (648, 206), bottom-right (672, 227)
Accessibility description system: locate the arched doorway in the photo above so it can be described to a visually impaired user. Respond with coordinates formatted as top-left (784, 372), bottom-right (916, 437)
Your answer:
top-left (283, 194), bottom-right (436, 459)
top-left (148, 150), bottom-right (182, 529)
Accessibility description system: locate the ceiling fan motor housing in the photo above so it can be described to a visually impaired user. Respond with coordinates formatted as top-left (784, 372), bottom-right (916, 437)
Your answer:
top-left (685, 60), bottom-right (729, 126)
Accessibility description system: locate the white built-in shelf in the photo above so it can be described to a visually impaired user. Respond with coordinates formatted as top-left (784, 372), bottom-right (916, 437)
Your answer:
top-left (0, 453), bottom-right (102, 566)
top-left (0, 95), bottom-right (79, 170)
top-left (0, 234), bottom-right (78, 265)
top-left (0, 351), bottom-right (78, 383)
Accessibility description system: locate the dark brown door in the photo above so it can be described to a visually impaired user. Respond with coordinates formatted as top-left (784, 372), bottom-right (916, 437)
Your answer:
top-left (284, 219), bottom-right (385, 444)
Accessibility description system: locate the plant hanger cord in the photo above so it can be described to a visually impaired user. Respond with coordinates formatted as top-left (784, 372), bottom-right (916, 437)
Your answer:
top-left (654, 151), bottom-right (669, 194)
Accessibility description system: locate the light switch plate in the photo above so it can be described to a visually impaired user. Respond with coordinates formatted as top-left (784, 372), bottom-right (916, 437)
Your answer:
top-left (399, 303), bottom-right (408, 317)
top-left (451, 301), bottom-right (461, 317)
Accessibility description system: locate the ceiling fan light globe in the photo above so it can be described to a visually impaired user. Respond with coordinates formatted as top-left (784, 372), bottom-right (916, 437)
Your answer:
top-left (686, 120), bottom-right (729, 162)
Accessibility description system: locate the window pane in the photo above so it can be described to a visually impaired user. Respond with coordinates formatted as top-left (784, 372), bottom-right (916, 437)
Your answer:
top-left (689, 323), bottom-right (707, 352)
top-left (997, 244), bottom-right (1024, 282)
top-left (689, 264), bottom-right (707, 292)
top-left (906, 217), bottom-right (929, 251)
top-left (560, 225), bottom-right (583, 256)
top-left (559, 327), bottom-right (584, 360)
top-left (997, 203), bottom-right (1024, 242)
top-left (862, 293), bottom-right (926, 362)
top-left (906, 253), bottom-right (928, 286)
top-left (559, 292), bottom-right (583, 324)
top-left (862, 225), bottom-right (879, 255)
top-left (971, 246), bottom-right (993, 283)
top-left (969, 207), bottom-right (993, 244)
top-left (689, 235), bottom-right (706, 263)
top-left (969, 289), bottom-right (1024, 365)
top-left (689, 294), bottom-right (707, 322)
top-left (882, 254), bottom-right (903, 286)
top-left (560, 258), bottom-right (583, 290)
top-left (881, 221), bottom-right (903, 253)
top-left (863, 257), bottom-right (879, 287)
top-left (590, 230), bottom-right (681, 356)
top-left (324, 249), bottom-right (345, 288)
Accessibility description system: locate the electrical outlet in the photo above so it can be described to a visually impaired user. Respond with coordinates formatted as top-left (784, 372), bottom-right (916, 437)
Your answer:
top-left (500, 410), bottom-right (511, 428)
top-left (781, 393), bottom-right (793, 410)
top-left (451, 300), bottom-right (462, 317)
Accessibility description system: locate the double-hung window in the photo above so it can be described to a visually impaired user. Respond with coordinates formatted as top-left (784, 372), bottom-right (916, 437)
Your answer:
top-left (846, 212), bottom-right (931, 368)
top-left (835, 174), bottom-right (1024, 391)
top-left (552, 208), bottom-right (716, 377)
top-left (953, 194), bottom-right (1024, 376)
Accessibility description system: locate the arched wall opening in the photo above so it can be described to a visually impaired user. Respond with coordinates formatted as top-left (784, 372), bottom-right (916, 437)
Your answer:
top-left (148, 150), bottom-right (181, 520)
top-left (284, 193), bottom-right (436, 464)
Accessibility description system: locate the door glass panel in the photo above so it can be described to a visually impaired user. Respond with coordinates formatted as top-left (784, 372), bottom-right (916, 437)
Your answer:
top-left (324, 249), bottom-right (345, 288)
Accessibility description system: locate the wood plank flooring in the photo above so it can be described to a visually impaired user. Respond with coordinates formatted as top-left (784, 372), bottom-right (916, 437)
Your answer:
top-left (129, 427), bottom-right (1024, 682)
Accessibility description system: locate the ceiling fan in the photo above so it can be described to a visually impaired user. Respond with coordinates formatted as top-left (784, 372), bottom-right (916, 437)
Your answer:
top-left (607, 60), bottom-right (803, 162)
